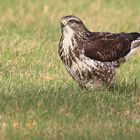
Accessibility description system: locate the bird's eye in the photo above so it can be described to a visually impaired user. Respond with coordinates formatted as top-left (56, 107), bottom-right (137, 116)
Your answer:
top-left (69, 20), bottom-right (76, 24)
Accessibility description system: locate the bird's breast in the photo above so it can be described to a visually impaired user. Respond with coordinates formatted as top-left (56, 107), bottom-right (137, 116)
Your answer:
top-left (59, 34), bottom-right (79, 67)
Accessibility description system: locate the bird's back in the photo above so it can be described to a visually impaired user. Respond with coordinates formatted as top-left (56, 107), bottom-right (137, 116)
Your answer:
top-left (84, 32), bottom-right (140, 62)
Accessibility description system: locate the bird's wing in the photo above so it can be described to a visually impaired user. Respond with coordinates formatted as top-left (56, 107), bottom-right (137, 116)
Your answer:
top-left (84, 32), bottom-right (133, 62)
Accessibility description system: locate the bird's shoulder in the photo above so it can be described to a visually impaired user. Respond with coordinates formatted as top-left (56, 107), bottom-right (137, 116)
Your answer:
top-left (87, 32), bottom-right (133, 41)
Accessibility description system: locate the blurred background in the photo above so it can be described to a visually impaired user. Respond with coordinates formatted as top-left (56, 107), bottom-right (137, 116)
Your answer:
top-left (0, 0), bottom-right (139, 140)
top-left (0, 0), bottom-right (140, 40)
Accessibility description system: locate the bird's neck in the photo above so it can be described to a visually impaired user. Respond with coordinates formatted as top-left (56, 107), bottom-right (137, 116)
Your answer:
top-left (59, 31), bottom-right (85, 67)
top-left (59, 25), bottom-right (92, 67)
top-left (62, 31), bottom-right (85, 54)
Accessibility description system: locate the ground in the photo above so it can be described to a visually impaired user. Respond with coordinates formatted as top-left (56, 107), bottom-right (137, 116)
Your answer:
top-left (0, 0), bottom-right (140, 140)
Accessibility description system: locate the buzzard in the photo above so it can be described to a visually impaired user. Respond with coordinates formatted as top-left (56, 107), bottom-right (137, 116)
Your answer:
top-left (58, 15), bottom-right (140, 89)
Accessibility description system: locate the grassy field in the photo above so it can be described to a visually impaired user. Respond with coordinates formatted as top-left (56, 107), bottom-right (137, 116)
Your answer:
top-left (0, 0), bottom-right (140, 139)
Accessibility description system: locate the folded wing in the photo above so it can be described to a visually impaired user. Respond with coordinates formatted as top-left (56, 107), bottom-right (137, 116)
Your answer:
top-left (84, 32), bottom-right (135, 62)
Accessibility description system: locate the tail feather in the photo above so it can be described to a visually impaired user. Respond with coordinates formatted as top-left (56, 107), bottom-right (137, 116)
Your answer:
top-left (125, 39), bottom-right (140, 60)
top-left (131, 39), bottom-right (140, 49)
top-left (115, 32), bottom-right (140, 65)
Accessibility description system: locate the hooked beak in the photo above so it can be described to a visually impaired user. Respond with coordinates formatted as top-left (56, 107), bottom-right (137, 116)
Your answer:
top-left (61, 18), bottom-right (67, 28)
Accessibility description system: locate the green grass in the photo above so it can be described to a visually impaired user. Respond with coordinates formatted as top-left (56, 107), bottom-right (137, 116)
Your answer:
top-left (0, 0), bottom-right (140, 139)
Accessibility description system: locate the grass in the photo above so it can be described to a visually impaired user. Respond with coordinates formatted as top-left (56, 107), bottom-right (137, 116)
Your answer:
top-left (0, 0), bottom-right (140, 139)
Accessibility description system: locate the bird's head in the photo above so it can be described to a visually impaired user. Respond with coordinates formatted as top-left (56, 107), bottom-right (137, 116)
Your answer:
top-left (60, 15), bottom-right (89, 36)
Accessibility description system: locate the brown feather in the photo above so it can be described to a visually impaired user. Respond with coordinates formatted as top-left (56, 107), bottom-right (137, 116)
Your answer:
top-left (84, 32), bottom-right (134, 62)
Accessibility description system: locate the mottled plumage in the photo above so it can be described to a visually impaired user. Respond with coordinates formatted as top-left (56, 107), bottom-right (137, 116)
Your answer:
top-left (59, 15), bottom-right (140, 89)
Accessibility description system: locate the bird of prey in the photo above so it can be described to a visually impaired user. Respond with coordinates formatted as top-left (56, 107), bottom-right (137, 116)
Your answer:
top-left (58, 15), bottom-right (140, 89)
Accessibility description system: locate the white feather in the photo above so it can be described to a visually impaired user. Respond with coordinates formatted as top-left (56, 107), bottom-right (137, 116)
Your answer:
top-left (125, 40), bottom-right (140, 60)
top-left (62, 26), bottom-right (75, 55)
